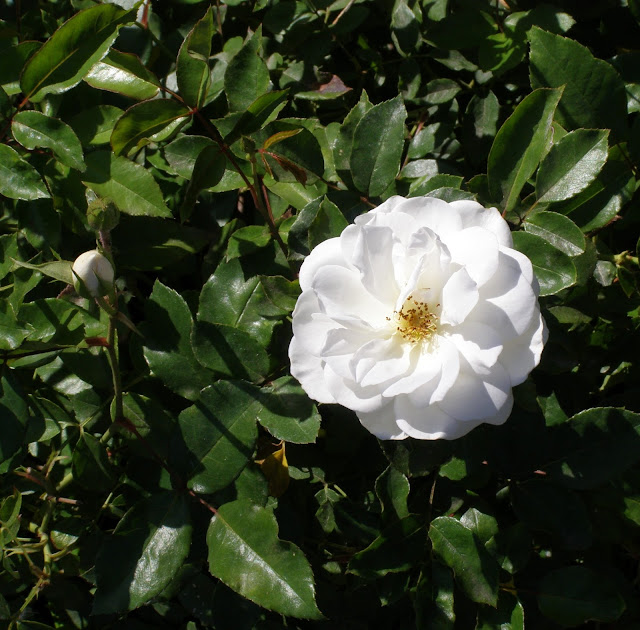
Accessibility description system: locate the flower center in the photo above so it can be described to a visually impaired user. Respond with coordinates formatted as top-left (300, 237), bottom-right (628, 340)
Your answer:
top-left (388, 294), bottom-right (439, 344)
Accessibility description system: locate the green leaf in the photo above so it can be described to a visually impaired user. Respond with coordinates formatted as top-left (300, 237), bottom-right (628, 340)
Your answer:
top-left (20, 3), bottom-right (135, 102)
top-left (487, 87), bottom-right (562, 212)
top-left (460, 508), bottom-right (498, 546)
top-left (94, 492), bottom-right (192, 614)
top-left (351, 95), bottom-right (407, 197)
top-left (72, 433), bottom-right (115, 491)
top-left (536, 129), bottom-right (609, 203)
top-left (428, 516), bottom-right (499, 606)
top-left (476, 593), bottom-right (525, 630)
top-left (110, 99), bottom-right (191, 156)
top-left (425, 78), bottom-right (460, 105)
top-left (112, 215), bottom-right (208, 271)
top-left (82, 151), bottom-right (172, 218)
top-left (164, 135), bottom-right (216, 178)
top-left (256, 376), bottom-right (321, 444)
top-left (415, 562), bottom-right (456, 630)
top-left (178, 381), bottom-right (259, 494)
top-left (227, 225), bottom-right (271, 260)
top-left (70, 105), bottom-right (123, 147)
top-left (0, 375), bottom-right (28, 465)
top-left (523, 211), bottom-right (585, 256)
top-left (375, 466), bottom-right (410, 522)
top-left (18, 298), bottom-right (94, 345)
top-left (462, 91), bottom-right (500, 166)
top-left (542, 407), bottom-right (640, 489)
top-left (512, 231), bottom-right (577, 296)
top-left (0, 144), bottom-right (49, 201)
top-left (180, 145), bottom-right (227, 221)
top-left (12, 111), bottom-right (85, 171)
top-left (529, 27), bottom-right (628, 141)
top-left (538, 566), bottom-right (625, 627)
top-left (198, 258), bottom-right (293, 346)
top-left (511, 480), bottom-right (592, 549)
top-left (348, 516), bottom-right (424, 579)
top-left (0, 41), bottom-right (41, 95)
top-left (225, 90), bottom-right (289, 145)
top-left (84, 49), bottom-right (160, 100)
top-left (333, 90), bottom-right (372, 181)
top-left (191, 321), bottom-right (269, 382)
top-left (288, 196), bottom-right (348, 260)
top-left (177, 7), bottom-right (215, 108)
top-left (224, 27), bottom-right (270, 112)
top-left (207, 499), bottom-right (322, 619)
top-left (10, 259), bottom-right (73, 285)
top-left (142, 280), bottom-right (211, 400)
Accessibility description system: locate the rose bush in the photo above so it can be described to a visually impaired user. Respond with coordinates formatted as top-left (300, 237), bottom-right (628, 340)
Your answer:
top-left (290, 195), bottom-right (546, 440)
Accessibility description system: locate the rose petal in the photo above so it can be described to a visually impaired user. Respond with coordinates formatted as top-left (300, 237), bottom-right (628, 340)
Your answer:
top-left (395, 196), bottom-right (463, 237)
top-left (448, 321), bottom-right (504, 374)
top-left (312, 265), bottom-right (389, 326)
top-left (449, 200), bottom-right (513, 248)
top-left (357, 403), bottom-right (408, 440)
top-left (298, 236), bottom-right (347, 291)
top-left (446, 226), bottom-right (499, 288)
top-left (499, 313), bottom-right (547, 385)
top-left (350, 337), bottom-right (413, 388)
top-left (440, 268), bottom-right (479, 326)
top-left (395, 397), bottom-right (469, 440)
top-left (324, 364), bottom-right (384, 413)
top-left (289, 337), bottom-right (336, 404)
top-left (438, 359), bottom-right (513, 422)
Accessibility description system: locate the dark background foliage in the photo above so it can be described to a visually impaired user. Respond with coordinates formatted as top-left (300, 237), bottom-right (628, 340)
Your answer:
top-left (1, 0), bottom-right (640, 628)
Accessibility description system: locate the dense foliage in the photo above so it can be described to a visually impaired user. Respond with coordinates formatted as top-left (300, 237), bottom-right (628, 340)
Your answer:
top-left (1, 0), bottom-right (640, 628)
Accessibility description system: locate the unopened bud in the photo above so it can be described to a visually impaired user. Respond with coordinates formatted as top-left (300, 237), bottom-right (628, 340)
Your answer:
top-left (72, 250), bottom-right (115, 298)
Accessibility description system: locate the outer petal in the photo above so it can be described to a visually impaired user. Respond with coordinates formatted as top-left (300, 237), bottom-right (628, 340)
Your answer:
top-left (499, 313), bottom-right (547, 385)
top-left (395, 397), bottom-right (470, 440)
top-left (298, 237), bottom-right (347, 291)
top-left (291, 290), bottom-right (336, 357)
top-left (438, 360), bottom-right (513, 423)
top-left (440, 268), bottom-right (479, 326)
top-left (357, 403), bottom-right (408, 440)
top-left (289, 337), bottom-right (336, 404)
top-left (449, 200), bottom-right (513, 248)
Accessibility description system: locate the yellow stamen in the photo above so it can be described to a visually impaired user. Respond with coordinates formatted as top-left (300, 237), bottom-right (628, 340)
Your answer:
top-left (387, 294), bottom-right (439, 343)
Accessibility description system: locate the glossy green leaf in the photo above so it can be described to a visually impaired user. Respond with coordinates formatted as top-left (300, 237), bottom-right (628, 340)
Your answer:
top-left (177, 7), bottom-right (215, 108)
top-left (164, 135), bottom-right (215, 178)
top-left (542, 407), bottom-right (640, 489)
top-left (20, 3), bottom-right (135, 102)
top-left (12, 111), bottom-right (85, 171)
top-left (82, 151), bottom-right (172, 217)
top-left (84, 49), bottom-right (160, 100)
top-left (538, 566), bottom-right (625, 627)
top-left (70, 105), bottom-right (123, 146)
top-left (198, 258), bottom-right (294, 346)
top-left (225, 90), bottom-right (289, 145)
top-left (180, 145), bottom-right (227, 221)
top-left (428, 516), bottom-right (499, 606)
top-left (142, 280), bottom-right (211, 400)
top-left (256, 376), bottom-right (321, 444)
top-left (72, 433), bottom-right (115, 491)
top-left (460, 508), bottom-right (498, 546)
top-left (536, 129), bottom-right (609, 203)
top-left (0, 375), bottom-right (28, 464)
top-left (487, 87), bottom-right (562, 212)
top-left (94, 492), bottom-right (192, 614)
top-left (529, 27), bottom-right (628, 141)
top-left (425, 78), bottom-right (460, 105)
top-left (333, 90), bottom-right (372, 182)
top-left (512, 231), bottom-right (577, 296)
top-left (462, 91), bottom-right (500, 165)
top-left (351, 95), bottom-right (407, 197)
top-left (414, 562), bottom-right (455, 630)
top-left (0, 41), bottom-right (41, 95)
top-left (10, 259), bottom-right (73, 285)
top-left (375, 465), bottom-right (410, 522)
top-left (110, 99), bottom-right (191, 156)
top-left (224, 27), bottom-right (270, 112)
top-left (0, 144), bottom-right (49, 201)
top-left (227, 225), bottom-right (271, 260)
top-left (207, 499), bottom-right (322, 619)
top-left (119, 393), bottom-right (175, 460)
top-left (18, 298), bottom-right (93, 345)
top-left (191, 321), bottom-right (269, 382)
top-left (348, 516), bottom-right (424, 579)
top-left (179, 381), bottom-right (259, 494)
top-left (523, 211), bottom-right (585, 256)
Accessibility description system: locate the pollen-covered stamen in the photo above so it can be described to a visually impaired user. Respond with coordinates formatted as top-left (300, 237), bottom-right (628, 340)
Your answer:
top-left (386, 294), bottom-right (439, 343)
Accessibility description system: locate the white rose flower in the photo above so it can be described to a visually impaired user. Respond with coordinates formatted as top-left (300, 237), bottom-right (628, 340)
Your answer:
top-left (72, 250), bottom-right (115, 298)
top-left (289, 195), bottom-right (546, 440)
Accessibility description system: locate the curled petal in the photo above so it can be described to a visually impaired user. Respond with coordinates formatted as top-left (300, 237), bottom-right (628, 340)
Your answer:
top-left (298, 236), bottom-right (347, 291)
top-left (289, 337), bottom-right (336, 404)
top-left (395, 398), bottom-right (469, 440)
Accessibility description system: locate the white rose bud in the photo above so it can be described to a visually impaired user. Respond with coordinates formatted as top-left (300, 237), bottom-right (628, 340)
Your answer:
top-left (289, 196), bottom-right (547, 440)
top-left (72, 250), bottom-right (115, 298)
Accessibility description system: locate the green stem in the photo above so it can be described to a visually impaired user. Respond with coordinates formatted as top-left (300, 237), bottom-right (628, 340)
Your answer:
top-left (106, 315), bottom-right (123, 425)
